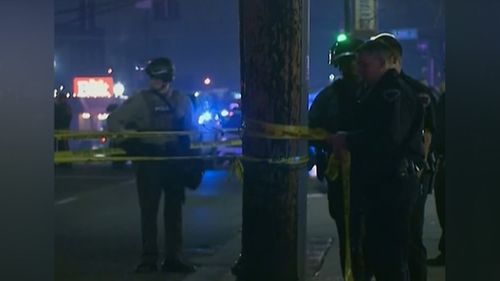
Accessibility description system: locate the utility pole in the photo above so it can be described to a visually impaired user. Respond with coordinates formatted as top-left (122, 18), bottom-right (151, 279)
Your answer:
top-left (344, 0), bottom-right (352, 33)
top-left (239, 0), bottom-right (309, 280)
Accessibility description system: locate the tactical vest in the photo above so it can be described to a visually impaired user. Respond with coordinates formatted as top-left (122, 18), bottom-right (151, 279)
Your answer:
top-left (142, 90), bottom-right (182, 131)
top-left (138, 89), bottom-right (185, 155)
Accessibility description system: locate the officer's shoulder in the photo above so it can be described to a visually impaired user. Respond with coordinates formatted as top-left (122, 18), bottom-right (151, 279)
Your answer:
top-left (401, 73), bottom-right (431, 94)
top-left (331, 78), bottom-right (351, 89)
top-left (320, 81), bottom-right (337, 92)
top-left (318, 81), bottom-right (341, 96)
top-left (128, 89), bottom-right (150, 98)
top-left (122, 90), bottom-right (148, 106)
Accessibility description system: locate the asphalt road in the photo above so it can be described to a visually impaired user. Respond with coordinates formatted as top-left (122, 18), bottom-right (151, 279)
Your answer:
top-left (55, 164), bottom-right (444, 281)
top-left (55, 164), bottom-right (243, 281)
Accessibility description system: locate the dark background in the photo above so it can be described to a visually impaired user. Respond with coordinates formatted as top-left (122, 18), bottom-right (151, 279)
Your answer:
top-left (53, 0), bottom-right (445, 92)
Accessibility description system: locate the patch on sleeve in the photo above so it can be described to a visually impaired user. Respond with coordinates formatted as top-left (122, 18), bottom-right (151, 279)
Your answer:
top-left (382, 89), bottom-right (401, 102)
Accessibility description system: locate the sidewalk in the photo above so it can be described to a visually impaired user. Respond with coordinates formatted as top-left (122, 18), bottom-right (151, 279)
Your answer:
top-left (309, 193), bottom-right (446, 281)
top-left (195, 188), bottom-right (445, 281)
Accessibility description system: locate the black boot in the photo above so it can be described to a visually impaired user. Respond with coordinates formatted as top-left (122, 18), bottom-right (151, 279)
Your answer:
top-left (135, 260), bottom-right (158, 273)
top-left (427, 253), bottom-right (445, 266)
top-left (161, 258), bottom-right (196, 274)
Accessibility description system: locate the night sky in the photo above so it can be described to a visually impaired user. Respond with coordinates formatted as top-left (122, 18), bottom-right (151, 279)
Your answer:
top-left (55, 0), bottom-right (444, 92)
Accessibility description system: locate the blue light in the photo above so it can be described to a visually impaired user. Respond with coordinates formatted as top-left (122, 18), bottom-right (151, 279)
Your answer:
top-left (198, 111), bottom-right (213, 125)
top-left (221, 109), bottom-right (229, 117)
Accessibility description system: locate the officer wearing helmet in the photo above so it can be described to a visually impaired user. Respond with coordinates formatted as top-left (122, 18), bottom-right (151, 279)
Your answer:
top-left (108, 57), bottom-right (196, 274)
top-left (371, 33), bottom-right (437, 281)
top-left (308, 34), bottom-right (372, 281)
top-left (328, 39), bottom-right (424, 281)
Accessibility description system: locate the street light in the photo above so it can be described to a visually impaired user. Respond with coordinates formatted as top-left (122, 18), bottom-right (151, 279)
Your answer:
top-left (97, 113), bottom-right (109, 121)
top-left (203, 77), bottom-right (212, 86)
top-left (81, 112), bottom-right (91, 120)
top-left (113, 82), bottom-right (125, 97)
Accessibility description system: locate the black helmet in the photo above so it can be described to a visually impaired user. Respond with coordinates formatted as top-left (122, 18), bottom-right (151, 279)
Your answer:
top-left (145, 57), bottom-right (175, 82)
top-left (329, 36), bottom-right (364, 67)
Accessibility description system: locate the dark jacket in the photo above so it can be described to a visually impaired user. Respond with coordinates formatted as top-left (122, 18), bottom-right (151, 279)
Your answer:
top-left (346, 69), bottom-right (425, 183)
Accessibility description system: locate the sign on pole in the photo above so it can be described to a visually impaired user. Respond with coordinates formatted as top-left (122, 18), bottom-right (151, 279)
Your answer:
top-left (353, 0), bottom-right (378, 38)
top-left (391, 28), bottom-right (419, 40)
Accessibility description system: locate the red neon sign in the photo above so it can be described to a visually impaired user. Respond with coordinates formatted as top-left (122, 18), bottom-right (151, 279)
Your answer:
top-left (73, 77), bottom-right (114, 98)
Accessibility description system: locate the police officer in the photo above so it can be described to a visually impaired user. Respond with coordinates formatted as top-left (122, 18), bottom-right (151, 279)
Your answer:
top-left (372, 33), bottom-right (437, 281)
top-left (309, 35), bottom-right (372, 281)
top-left (329, 40), bottom-right (424, 281)
top-left (107, 57), bottom-right (196, 274)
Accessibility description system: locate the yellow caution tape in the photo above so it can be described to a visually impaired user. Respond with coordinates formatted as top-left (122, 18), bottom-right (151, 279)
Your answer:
top-left (226, 155), bottom-right (310, 184)
top-left (324, 154), bottom-right (340, 182)
top-left (244, 119), bottom-right (330, 140)
top-left (340, 150), bottom-right (354, 281)
top-left (55, 148), bottom-right (127, 158)
top-left (317, 151), bottom-right (353, 280)
top-left (54, 130), bottom-right (199, 140)
top-left (54, 128), bottom-right (243, 140)
top-left (55, 121), bottom-right (328, 142)
top-left (229, 159), bottom-right (245, 183)
top-left (54, 154), bottom-right (240, 164)
top-left (190, 139), bottom-right (242, 149)
top-left (240, 155), bottom-right (309, 166)
top-left (54, 137), bottom-right (243, 163)
top-left (54, 122), bottom-right (327, 169)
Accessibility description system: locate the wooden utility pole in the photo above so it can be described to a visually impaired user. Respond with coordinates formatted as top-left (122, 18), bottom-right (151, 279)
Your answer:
top-left (239, 0), bottom-right (309, 280)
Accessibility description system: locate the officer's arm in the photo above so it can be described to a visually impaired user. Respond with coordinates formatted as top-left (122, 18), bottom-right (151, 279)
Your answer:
top-left (107, 94), bottom-right (146, 132)
top-left (309, 87), bottom-right (338, 150)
